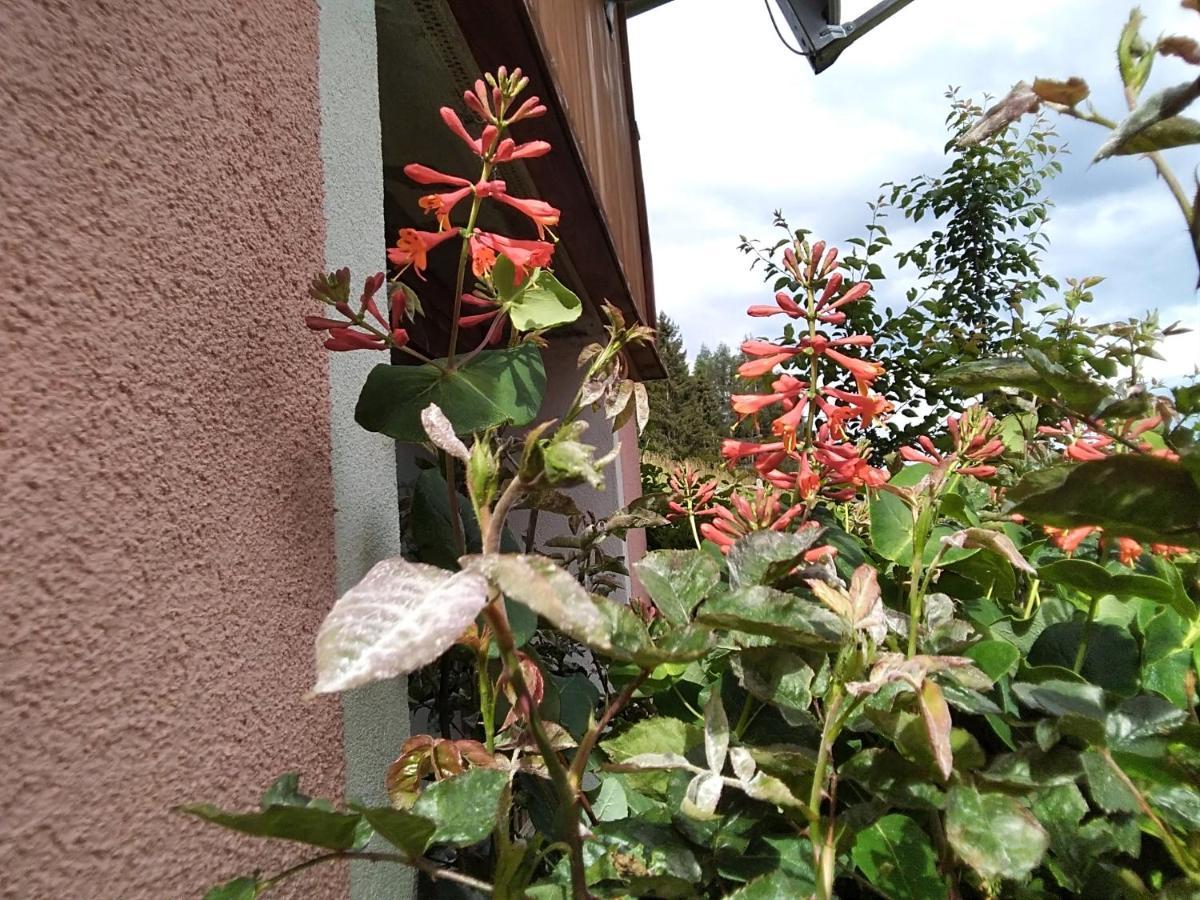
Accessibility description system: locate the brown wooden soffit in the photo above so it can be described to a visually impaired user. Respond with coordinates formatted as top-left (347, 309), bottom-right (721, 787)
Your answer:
top-left (445, 0), bottom-right (664, 380)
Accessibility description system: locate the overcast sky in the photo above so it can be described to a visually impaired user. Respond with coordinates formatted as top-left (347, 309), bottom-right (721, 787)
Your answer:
top-left (627, 0), bottom-right (1199, 382)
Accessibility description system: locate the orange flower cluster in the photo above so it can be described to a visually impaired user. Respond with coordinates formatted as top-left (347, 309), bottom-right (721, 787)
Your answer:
top-left (899, 408), bottom-right (1005, 478)
top-left (1036, 414), bottom-right (1186, 563)
top-left (718, 239), bottom-right (889, 509)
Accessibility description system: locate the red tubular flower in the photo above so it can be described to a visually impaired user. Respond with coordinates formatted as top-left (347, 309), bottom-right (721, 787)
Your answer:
top-left (440, 107), bottom-right (490, 156)
top-left (1044, 525), bottom-right (1098, 555)
top-left (469, 231), bottom-right (555, 281)
top-left (1113, 536), bottom-right (1143, 566)
top-left (747, 291), bottom-right (805, 319)
top-left (493, 138), bottom-right (552, 162)
top-left (738, 340), bottom-right (803, 378)
top-left (491, 190), bottom-right (560, 238)
top-left (699, 487), bottom-right (807, 553)
top-left (323, 328), bottom-right (387, 352)
top-left (731, 375), bottom-right (807, 417)
top-left (665, 465), bottom-right (718, 521)
top-left (822, 387), bottom-right (891, 430)
top-left (721, 438), bottom-right (786, 464)
top-left (508, 95), bottom-right (548, 123)
top-left (387, 227), bottom-right (461, 275)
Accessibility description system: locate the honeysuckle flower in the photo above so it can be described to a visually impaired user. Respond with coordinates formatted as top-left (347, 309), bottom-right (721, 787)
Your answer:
top-left (440, 106), bottom-right (497, 157)
top-left (699, 487), bottom-right (806, 553)
top-left (737, 339), bottom-right (803, 378)
top-left (807, 564), bottom-right (887, 644)
top-left (1044, 525), bottom-right (1098, 554)
top-left (665, 465), bottom-right (718, 521)
top-left (469, 231), bottom-right (555, 281)
top-left (492, 137), bottom-right (552, 162)
top-left (816, 437), bottom-right (888, 489)
top-left (387, 227), bottom-right (460, 275)
top-left (821, 387), bottom-right (891, 431)
top-left (491, 190), bottom-right (560, 238)
top-left (305, 272), bottom-right (403, 351)
top-left (1113, 536), bottom-right (1143, 566)
top-left (747, 291), bottom-right (804, 319)
top-left (720, 438), bottom-right (786, 465)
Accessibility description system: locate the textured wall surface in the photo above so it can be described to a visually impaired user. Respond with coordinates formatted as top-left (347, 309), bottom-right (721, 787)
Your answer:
top-left (0, 1), bottom-right (347, 896)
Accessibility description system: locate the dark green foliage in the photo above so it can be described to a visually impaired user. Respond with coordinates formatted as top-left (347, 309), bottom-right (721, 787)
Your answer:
top-left (869, 92), bottom-right (1062, 451)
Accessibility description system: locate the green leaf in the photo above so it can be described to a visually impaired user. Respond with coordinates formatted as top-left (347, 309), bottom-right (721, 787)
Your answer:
top-left (839, 749), bottom-right (945, 810)
top-left (1117, 8), bottom-right (1153, 95)
top-left (727, 527), bottom-right (824, 588)
top-left (870, 490), bottom-right (914, 563)
top-left (411, 768), bottom-right (508, 847)
top-left (177, 801), bottom-right (369, 851)
top-left (312, 557), bottom-right (489, 694)
top-left (697, 586), bottom-right (850, 649)
top-left (1012, 678), bottom-right (1106, 721)
top-left (945, 785), bottom-right (1048, 881)
top-left (464, 552), bottom-right (714, 667)
top-left (1009, 455), bottom-right (1200, 548)
top-left (203, 877), bottom-right (260, 900)
top-left (355, 344), bottom-right (546, 442)
top-left (1021, 348), bottom-right (1111, 414)
top-left (601, 717), bottom-right (702, 796)
top-left (965, 639), bottom-right (1020, 680)
top-left (634, 550), bottom-right (721, 625)
top-left (852, 814), bottom-right (947, 900)
top-left (1096, 77), bottom-right (1200, 161)
top-left (508, 268), bottom-right (583, 331)
top-left (409, 467), bottom-right (481, 569)
top-left (725, 871), bottom-right (816, 899)
top-left (1081, 750), bottom-right (1139, 813)
top-left (1028, 621), bottom-right (1139, 695)
top-left (586, 821), bottom-right (704, 896)
top-left (731, 647), bottom-right (815, 717)
top-left (591, 778), bottom-right (628, 822)
top-left (1105, 694), bottom-right (1189, 753)
top-left (1112, 115), bottom-right (1200, 154)
top-left (352, 806), bottom-right (436, 858)
top-left (1038, 558), bottom-right (1176, 606)
top-left (551, 672), bottom-right (601, 739)
top-left (932, 357), bottom-right (1055, 396)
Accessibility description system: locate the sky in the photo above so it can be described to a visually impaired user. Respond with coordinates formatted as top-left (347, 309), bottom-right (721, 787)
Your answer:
top-left (626, 0), bottom-right (1200, 383)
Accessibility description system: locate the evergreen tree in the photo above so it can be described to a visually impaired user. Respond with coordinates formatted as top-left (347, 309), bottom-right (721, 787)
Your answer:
top-left (643, 315), bottom-right (725, 463)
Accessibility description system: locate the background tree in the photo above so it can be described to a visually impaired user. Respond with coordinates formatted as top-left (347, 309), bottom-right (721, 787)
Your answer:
top-left (861, 90), bottom-right (1063, 453)
top-left (643, 313), bottom-right (727, 463)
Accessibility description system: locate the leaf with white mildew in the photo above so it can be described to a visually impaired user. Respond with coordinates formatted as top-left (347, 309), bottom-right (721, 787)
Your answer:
top-left (311, 557), bottom-right (489, 694)
top-left (420, 403), bottom-right (469, 461)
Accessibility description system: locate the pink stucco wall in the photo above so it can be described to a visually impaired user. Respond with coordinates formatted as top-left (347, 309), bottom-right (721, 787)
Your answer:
top-left (1, 2), bottom-right (346, 896)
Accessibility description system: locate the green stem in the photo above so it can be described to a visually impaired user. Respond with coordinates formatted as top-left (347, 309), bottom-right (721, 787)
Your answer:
top-left (906, 505), bottom-right (933, 658)
top-left (1073, 591), bottom-right (1102, 674)
top-left (733, 694), bottom-right (757, 740)
top-left (810, 687), bottom-right (845, 900)
top-left (1021, 577), bottom-right (1040, 620)
top-left (569, 669), bottom-right (650, 788)
top-left (477, 644), bottom-right (496, 752)
top-left (1100, 748), bottom-right (1200, 882)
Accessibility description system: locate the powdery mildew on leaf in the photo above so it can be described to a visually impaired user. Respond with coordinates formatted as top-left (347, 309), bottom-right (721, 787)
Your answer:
top-left (312, 557), bottom-right (488, 694)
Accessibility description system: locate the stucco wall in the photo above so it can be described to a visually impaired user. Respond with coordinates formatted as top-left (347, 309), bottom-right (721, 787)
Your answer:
top-left (0, 1), bottom-right (346, 896)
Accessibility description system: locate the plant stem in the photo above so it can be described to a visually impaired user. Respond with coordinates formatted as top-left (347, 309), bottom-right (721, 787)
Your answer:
top-left (484, 599), bottom-right (589, 899)
top-left (1073, 591), bottom-right (1102, 674)
top-left (569, 668), bottom-right (650, 788)
top-left (479, 473), bottom-right (588, 899)
top-left (906, 503), bottom-right (934, 658)
top-left (733, 694), bottom-right (757, 740)
top-left (1100, 748), bottom-right (1200, 882)
top-left (810, 687), bottom-right (845, 900)
top-left (477, 644), bottom-right (496, 752)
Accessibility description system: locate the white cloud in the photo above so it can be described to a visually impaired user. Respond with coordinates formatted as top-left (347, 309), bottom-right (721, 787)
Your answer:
top-left (628, 0), bottom-right (1200, 362)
